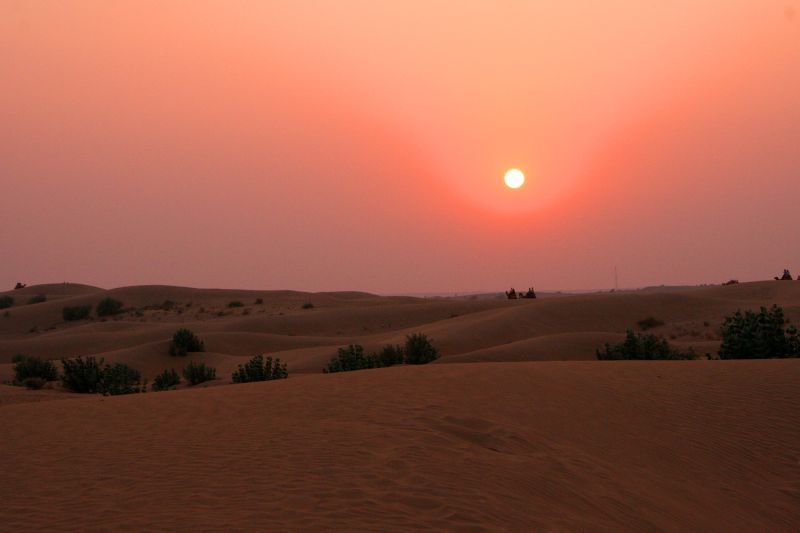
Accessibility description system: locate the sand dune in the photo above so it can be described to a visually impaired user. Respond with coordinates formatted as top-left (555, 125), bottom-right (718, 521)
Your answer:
top-left (2, 281), bottom-right (800, 380)
top-left (1, 361), bottom-right (798, 530)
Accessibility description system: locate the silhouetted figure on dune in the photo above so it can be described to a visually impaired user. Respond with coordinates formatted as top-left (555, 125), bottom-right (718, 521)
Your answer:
top-left (14, 282), bottom-right (26, 290)
top-left (722, 279), bottom-right (739, 286)
top-left (505, 288), bottom-right (518, 300)
top-left (775, 269), bottom-right (793, 281)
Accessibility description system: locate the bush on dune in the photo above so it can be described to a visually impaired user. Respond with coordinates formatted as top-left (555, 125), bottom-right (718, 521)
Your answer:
top-left (61, 356), bottom-right (145, 395)
top-left (152, 369), bottom-right (181, 391)
top-left (28, 294), bottom-right (47, 305)
top-left (404, 333), bottom-right (440, 365)
top-left (0, 295), bottom-right (14, 309)
top-left (232, 355), bottom-right (287, 383)
top-left (324, 344), bottom-right (380, 373)
top-left (96, 297), bottom-right (124, 317)
top-left (719, 305), bottom-right (800, 359)
top-left (324, 336), bottom-right (437, 373)
top-left (12, 354), bottom-right (59, 385)
top-left (63, 305), bottom-right (91, 321)
top-left (597, 330), bottom-right (696, 360)
top-left (183, 361), bottom-right (216, 385)
top-left (101, 363), bottom-right (146, 395)
top-left (169, 328), bottom-right (205, 356)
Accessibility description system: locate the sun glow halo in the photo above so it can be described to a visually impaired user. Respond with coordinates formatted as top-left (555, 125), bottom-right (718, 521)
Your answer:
top-left (504, 168), bottom-right (525, 189)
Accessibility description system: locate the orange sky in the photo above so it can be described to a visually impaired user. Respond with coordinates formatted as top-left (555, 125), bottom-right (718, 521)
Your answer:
top-left (2, 1), bottom-right (799, 292)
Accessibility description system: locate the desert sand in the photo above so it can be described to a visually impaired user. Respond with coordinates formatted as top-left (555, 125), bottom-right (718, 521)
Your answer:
top-left (1, 281), bottom-right (799, 530)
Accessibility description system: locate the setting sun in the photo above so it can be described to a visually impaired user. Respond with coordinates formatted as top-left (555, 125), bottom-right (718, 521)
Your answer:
top-left (504, 168), bottom-right (525, 189)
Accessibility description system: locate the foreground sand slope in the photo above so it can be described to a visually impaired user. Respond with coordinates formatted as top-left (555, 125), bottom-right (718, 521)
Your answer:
top-left (1, 281), bottom-right (799, 380)
top-left (1, 361), bottom-right (798, 531)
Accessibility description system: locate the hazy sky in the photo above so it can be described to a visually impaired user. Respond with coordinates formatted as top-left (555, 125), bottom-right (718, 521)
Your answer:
top-left (2, 1), bottom-right (799, 293)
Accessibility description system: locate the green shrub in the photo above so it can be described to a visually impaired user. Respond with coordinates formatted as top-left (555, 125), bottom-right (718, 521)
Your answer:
top-left (12, 354), bottom-right (59, 384)
top-left (61, 356), bottom-right (145, 395)
top-left (152, 369), bottom-right (181, 391)
top-left (28, 294), bottom-right (47, 305)
top-left (255, 298), bottom-right (264, 305)
top-left (323, 344), bottom-right (380, 373)
top-left (183, 361), bottom-right (216, 385)
top-left (377, 344), bottom-right (405, 367)
top-left (232, 355), bottom-right (288, 383)
top-left (597, 330), bottom-right (696, 360)
top-left (404, 333), bottom-right (440, 364)
top-left (61, 356), bottom-right (105, 393)
top-left (719, 305), bottom-right (800, 359)
top-left (169, 328), bottom-right (205, 356)
top-left (96, 297), bottom-right (124, 317)
top-left (228, 301), bottom-right (245, 308)
top-left (101, 363), bottom-right (145, 395)
top-left (637, 317), bottom-right (665, 330)
top-left (63, 305), bottom-right (91, 321)
top-left (302, 302), bottom-right (315, 309)
top-left (0, 296), bottom-right (14, 309)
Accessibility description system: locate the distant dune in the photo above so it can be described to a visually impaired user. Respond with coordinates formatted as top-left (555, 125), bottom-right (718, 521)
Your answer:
top-left (2, 280), bottom-right (800, 381)
top-left (2, 361), bottom-right (798, 530)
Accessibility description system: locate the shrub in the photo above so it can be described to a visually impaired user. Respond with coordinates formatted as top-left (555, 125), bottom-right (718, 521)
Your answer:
top-left (101, 363), bottom-right (145, 395)
top-left (228, 301), bottom-right (245, 308)
top-left (255, 298), bottom-right (264, 305)
top-left (12, 354), bottom-right (59, 384)
top-left (96, 297), bottom-right (124, 317)
top-left (61, 356), bottom-right (105, 393)
top-left (63, 305), bottom-right (91, 321)
top-left (183, 361), bottom-right (216, 385)
top-left (232, 354), bottom-right (288, 383)
top-left (597, 330), bottom-right (696, 360)
top-left (377, 344), bottom-right (405, 367)
top-left (28, 294), bottom-right (47, 305)
top-left (718, 305), bottom-right (800, 359)
top-left (160, 300), bottom-right (177, 311)
top-left (323, 344), bottom-right (380, 373)
top-left (302, 302), bottom-right (315, 309)
top-left (61, 357), bottom-right (145, 395)
top-left (169, 328), bottom-right (205, 356)
top-left (404, 333), bottom-right (440, 364)
top-left (152, 369), bottom-right (181, 391)
top-left (637, 317), bottom-right (665, 330)
top-left (0, 296), bottom-right (14, 309)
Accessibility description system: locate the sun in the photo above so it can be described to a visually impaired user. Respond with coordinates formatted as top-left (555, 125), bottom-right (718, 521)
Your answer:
top-left (504, 168), bottom-right (525, 189)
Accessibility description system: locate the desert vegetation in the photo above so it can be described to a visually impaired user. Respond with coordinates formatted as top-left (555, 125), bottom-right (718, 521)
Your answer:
top-left (0, 295), bottom-right (14, 309)
top-left (232, 355), bottom-right (287, 383)
top-left (183, 361), bottom-right (216, 385)
top-left (228, 300), bottom-right (245, 308)
top-left (597, 331), bottom-right (697, 360)
top-left (169, 328), bottom-right (205, 356)
top-left (28, 294), bottom-right (47, 304)
top-left (152, 369), bottom-right (181, 391)
top-left (61, 356), bottom-right (145, 395)
top-left (404, 333), bottom-right (440, 364)
top-left (324, 334), bottom-right (438, 373)
top-left (62, 305), bottom-right (92, 321)
top-left (96, 297), bottom-right (124, 317)
top-left (302, 302), bottom-right (315, 309)
top-left (12, 355), bottom-right (59, 388)
top-left (718, 305), bottom-right (800, 359)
